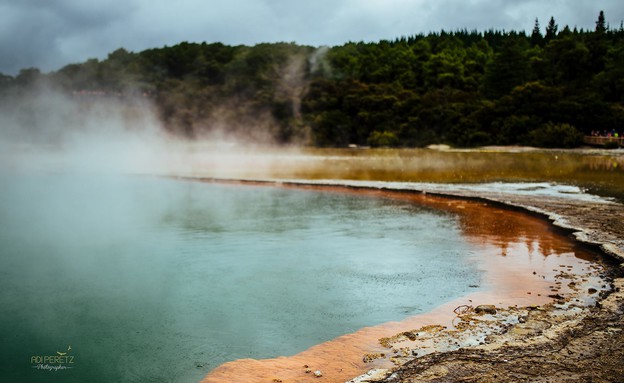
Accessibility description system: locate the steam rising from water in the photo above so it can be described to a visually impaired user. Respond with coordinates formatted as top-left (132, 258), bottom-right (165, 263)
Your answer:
top-left (1, 46), bottom-right (350, 177)
top-left (2, 70), bottom-right (622, 198)
top-left (0, 83), bottom-right (174, 174)
top-left (0, 84), bottom-right (295, 186)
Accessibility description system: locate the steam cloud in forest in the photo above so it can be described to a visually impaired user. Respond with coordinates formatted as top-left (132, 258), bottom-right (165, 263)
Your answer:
top-left (0, 70), bottom-right (317, 177)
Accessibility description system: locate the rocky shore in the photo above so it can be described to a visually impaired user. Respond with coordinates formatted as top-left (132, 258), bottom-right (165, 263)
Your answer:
top-left (314, 180), bottom-right (624, 383)
top-left (369, 278), bottom-right (624, 383)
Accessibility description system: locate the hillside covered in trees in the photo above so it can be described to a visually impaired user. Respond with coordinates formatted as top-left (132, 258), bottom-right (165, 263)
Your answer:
top-left (1, 11), bottom-right (623, 148)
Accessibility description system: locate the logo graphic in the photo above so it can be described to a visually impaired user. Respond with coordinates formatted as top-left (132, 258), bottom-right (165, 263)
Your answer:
top-left (56, 345), bottom-right (72, 356)
top-left (31, 345), bottom-right (75, 372)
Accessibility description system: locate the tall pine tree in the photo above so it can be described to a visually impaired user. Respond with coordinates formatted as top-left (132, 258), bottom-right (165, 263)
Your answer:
top-left (531, 18), bottom-right (543, 46)
top-left (588, 11), bottom-right (608, 72)
top-left (596, 10), bottom-right (606, 33)
top-left (545, 17), bottom-right (558, 41)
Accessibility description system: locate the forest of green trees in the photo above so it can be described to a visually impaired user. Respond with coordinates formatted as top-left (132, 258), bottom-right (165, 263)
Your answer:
top-left (2, 11), bottom-right (623, 148)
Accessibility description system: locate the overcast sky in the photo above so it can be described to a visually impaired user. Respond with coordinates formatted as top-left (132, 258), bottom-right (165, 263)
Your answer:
top-left (1, 0), bottom-right (623, 75)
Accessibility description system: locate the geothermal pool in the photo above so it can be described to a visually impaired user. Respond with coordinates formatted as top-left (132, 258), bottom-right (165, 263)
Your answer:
top-left (0, 174), bottom-right (603, 383)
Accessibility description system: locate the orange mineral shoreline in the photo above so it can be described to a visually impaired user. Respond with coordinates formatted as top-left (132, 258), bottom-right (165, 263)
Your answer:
top-left (196, 181), bottom-right (607, 383)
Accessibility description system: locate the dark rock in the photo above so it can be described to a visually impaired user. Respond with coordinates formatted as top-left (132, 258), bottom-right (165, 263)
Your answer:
top-left (475, 305), bottom-right (497, 315)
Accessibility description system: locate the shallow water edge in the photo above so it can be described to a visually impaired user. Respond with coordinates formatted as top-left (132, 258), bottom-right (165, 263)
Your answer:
top-left (182, 177), bottom-right (624, 263)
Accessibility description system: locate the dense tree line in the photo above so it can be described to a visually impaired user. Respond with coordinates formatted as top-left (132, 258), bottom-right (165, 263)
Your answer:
top-left (1, 11), bottom-right (623, 148)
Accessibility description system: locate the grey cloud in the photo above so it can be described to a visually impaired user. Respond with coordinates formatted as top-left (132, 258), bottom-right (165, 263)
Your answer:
top-left (0, 0), bottom-right (134, 74)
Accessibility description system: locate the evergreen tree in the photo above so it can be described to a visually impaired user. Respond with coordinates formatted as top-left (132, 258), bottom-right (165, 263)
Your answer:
top-left (587, 11), bottom-right (608, 72)
top-left (545, 17), bottom-right (558, 41)
top-left (530, 18), bottom-right (543, 46)
top-left (596, 10), bottom-right (606, 33)
top-left (559, 25), bottom-right (572, 37)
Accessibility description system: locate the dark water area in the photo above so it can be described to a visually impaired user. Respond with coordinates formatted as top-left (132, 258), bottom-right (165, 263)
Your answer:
top-left (0, 174), bottom-right (488, 383)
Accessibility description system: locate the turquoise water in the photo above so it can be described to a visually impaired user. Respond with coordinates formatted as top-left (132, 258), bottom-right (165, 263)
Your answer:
top-left (0, 174), bottom-right (483, 382)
